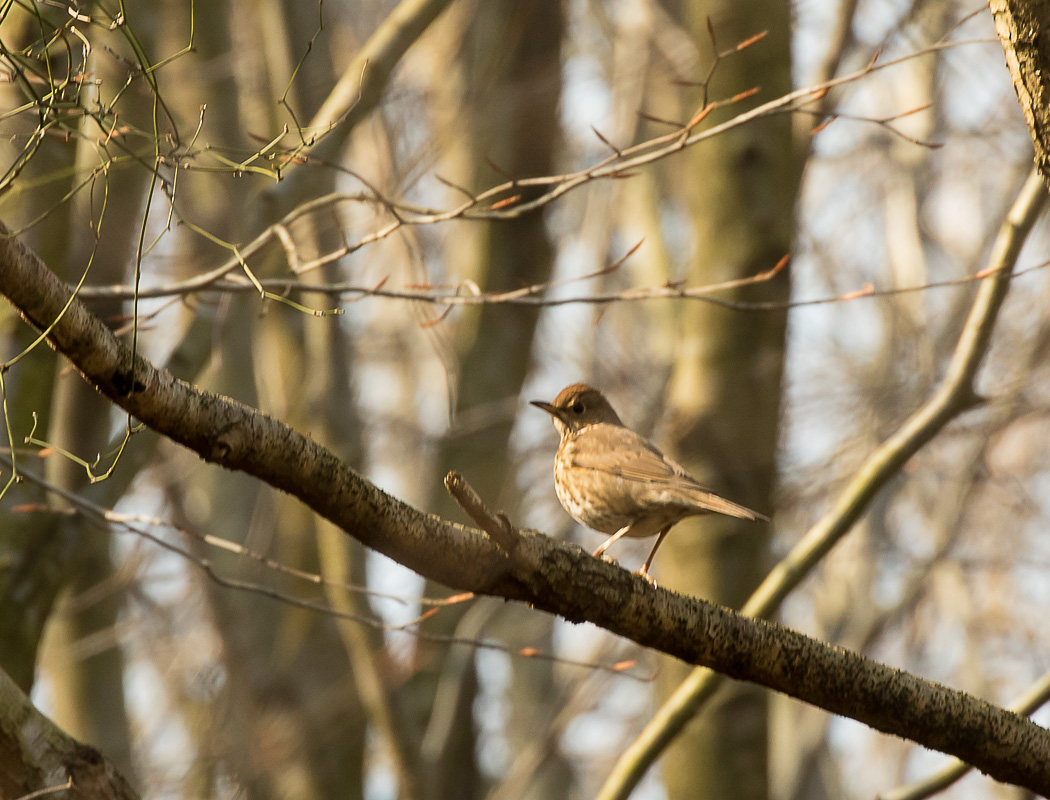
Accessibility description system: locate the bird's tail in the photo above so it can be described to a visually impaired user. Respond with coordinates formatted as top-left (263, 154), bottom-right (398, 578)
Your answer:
top-left (691, 490), bottom-right (769, 522)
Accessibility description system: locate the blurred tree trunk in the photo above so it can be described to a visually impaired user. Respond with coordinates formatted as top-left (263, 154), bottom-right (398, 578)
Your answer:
top-left (145, 2), bottom-right (268, 794)
top-left (6, 2), bottom-right (165, 781)
top-left (411, 3), bottom-right (565, 799)
top-left (656, 1), bottom-right (799, 799)
top-left (0, 4), bottom-right (82, 692)
top-left (166, 3), bottom-right (377, 797)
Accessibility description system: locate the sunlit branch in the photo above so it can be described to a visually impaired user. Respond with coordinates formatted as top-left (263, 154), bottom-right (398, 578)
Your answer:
top-left (3, 219), bottom-right (1050, 794)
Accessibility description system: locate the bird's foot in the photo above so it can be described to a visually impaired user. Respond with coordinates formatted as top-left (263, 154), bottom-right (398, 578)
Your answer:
top-left (633, 567), bottom-right (658, 587)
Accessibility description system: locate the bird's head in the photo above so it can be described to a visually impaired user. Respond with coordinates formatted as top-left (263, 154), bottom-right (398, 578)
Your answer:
top-left (530, 383), bottom-right (623, 437)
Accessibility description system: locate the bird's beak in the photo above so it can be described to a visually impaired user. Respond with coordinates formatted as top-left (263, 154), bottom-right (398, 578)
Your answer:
top-left (530, 400), bottom-right (564, 422)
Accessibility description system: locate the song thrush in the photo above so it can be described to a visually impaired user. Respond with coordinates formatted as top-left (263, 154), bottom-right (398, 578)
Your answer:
top-left (531, 383), bottom-right (765, 580)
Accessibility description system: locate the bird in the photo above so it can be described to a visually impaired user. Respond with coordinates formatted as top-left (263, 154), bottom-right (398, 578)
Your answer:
top-left (531, 383), bottom-right (765, 581)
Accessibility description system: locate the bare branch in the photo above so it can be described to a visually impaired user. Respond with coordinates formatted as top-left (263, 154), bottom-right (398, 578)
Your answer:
top-left (3, 219), bottom-right (1050, 793)
top-left (67, 40), bottom-right (992, 308)
top-left (597, 168), bottom-right (1050, 800)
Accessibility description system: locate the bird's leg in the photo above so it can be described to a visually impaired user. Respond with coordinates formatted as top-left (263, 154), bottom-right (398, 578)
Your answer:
top-left (592, 525), bottom-right (631, 560)
top-left (636, 526), bottom-right (671, 583)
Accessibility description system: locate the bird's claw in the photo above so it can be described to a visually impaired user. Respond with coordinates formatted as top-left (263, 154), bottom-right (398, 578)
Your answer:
top-left (590, 547), bottom-right (614, 561)
top-left (633, 568), bottom-right (658, 587)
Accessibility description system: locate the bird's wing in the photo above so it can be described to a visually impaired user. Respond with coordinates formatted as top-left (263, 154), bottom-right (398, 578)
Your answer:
top-left (569, 425), bottom-right (679, 480)
top-left (569, 425), bottom-right (766, 521)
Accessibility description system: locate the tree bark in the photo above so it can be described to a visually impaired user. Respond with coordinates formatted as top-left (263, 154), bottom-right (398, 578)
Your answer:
top-left (991, 0), bottom-right (1050, 185)
top-left (0, 666), bottom-right (139, 800)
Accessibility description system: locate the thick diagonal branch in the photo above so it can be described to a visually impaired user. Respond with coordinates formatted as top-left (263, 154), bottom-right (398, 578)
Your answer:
top-left (2, 222), bottom-right (1050, 794)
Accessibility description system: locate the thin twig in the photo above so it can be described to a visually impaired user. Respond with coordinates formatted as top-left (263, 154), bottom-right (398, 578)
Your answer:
top-left (67, 40), bottom-right (991, 305)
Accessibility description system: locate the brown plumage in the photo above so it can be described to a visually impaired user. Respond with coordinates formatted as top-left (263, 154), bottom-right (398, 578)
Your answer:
top-left (531, 383), bottom-right (765, 580)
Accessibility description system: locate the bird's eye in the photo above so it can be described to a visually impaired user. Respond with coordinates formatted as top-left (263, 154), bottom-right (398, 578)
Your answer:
top-left (571, 401), bottom-right (584, 414)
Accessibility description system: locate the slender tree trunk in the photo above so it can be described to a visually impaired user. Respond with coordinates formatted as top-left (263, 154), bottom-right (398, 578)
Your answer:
top-left (656, 1), bottom-right (800, 798)
top-left (12, 2), bottom-right (166, 780)
top-left (412, 3), bottom-right (565, 798)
